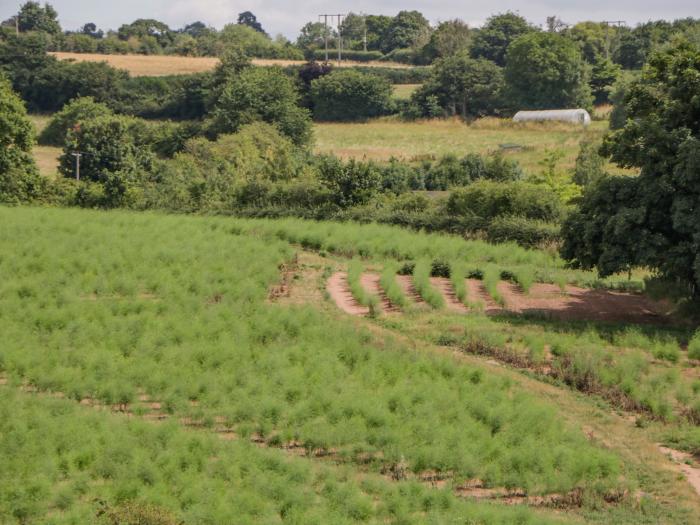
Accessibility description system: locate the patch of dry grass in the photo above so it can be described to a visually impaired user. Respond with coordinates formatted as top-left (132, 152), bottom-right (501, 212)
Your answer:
top-left (34, 146), bottom-right (61, 178)
top-left (49, 52), bottom-right (411, 76)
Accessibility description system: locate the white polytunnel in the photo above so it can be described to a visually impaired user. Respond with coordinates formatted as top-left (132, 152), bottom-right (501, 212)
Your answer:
top-left (513, 109), bottom-right (591, 126)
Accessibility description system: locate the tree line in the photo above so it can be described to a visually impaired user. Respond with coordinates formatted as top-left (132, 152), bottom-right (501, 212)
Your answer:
top-left (2, 1), bottom-right (700, 68)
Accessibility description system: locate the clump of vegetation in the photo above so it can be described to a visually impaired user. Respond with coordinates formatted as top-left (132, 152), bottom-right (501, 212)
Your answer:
top-left (412, 259), bottom-right (445, 309)
top-left (688, 331), bottom-right (700, 361)
top-left (449, 261), bottom-right (468, 304)
top-left (380, 262), bottom-right (408, 309)
top-left (347, 259), bottom-right (380, 315)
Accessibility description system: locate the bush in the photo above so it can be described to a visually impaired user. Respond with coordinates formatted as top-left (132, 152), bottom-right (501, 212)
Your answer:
top-left (447, 181), bottom-right (563, 222)
top-left (486, 216), bottom-right (561, 248)
top-left (39, 97), bottom-right (113, 146)
top-left (316, 156), bottom-right (382, 206)
top-left (689, 332), bottom-right (700, 360)
top-left (311, 70), bottom-right (394, 121)
top-left (573, 140), bottom-right (606, 186)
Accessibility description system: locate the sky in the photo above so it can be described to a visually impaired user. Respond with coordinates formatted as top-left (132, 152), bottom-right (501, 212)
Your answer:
top-left (2, 0), bottom-right (699, 39)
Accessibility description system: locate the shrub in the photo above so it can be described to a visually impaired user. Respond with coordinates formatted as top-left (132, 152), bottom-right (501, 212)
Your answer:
top-left (39, 97), bottom-right (113, 146)
top-left (316, 156), bottom-right (382, 207)
top-left (447, 181), bottom-right (563, 222)
top-left (573, 140), bottom-right (606, 186)
top-left (311, 70), bottom-right (394, 121)
top-left (486, 216), bottom-right (561, 248)
top-left (689, 332), bottom-right (700, 360)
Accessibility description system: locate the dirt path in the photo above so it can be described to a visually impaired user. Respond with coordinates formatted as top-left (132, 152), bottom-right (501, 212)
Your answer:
top-left (429, 277), bottom-right (469, 313)
top-left (327, 272), bottom-right (368, 316)
top-left (361, 273), bottom-right (399, 314)
top-left (659, 446), bottom-right (700, 498)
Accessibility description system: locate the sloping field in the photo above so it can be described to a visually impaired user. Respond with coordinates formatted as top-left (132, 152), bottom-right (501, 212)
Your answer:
top-left (314, 117), bottom-right (613, 173)
top-left (49, 52), bottom-right (412, 76)
top-left (1, 207), bottom-right (699, 524)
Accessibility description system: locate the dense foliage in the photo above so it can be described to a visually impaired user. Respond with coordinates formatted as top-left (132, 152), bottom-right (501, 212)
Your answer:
top-left (562, 43), bottom-right (700, 297)
top-left (310, 70), bottom-right (394, 121)
top-left (505, 32), bottom-right (592, 111)
top-left (0, 75), bottom-right (42, 204)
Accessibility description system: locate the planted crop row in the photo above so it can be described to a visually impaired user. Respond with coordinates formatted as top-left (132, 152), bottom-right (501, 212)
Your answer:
top-left (232, 217), bottom-right (635, 289)
top-left (347, 259), bottom-right (379, 313)
top-left (412, 259), bottom-right (445, 309)
top-left (380, 261), bottom-right (408, 309)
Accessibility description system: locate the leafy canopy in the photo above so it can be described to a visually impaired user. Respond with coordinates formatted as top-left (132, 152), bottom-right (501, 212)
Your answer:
top-left (562, 42), bottom-right (700, 296)
top-left (505, 31), bottom-right (592, 110)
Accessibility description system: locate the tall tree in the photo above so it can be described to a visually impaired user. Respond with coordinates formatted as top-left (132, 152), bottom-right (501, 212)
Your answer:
top-left (504, 32), bottom-right (592, 110)
top-left (237, 11), bottom-right (266, 35)
top-left (422, 19), bottom-right (471, 61)
top-left (16, 1), bottom-right (61, 34)
top-left (382, 10), bottom-right (431, 53)
top-left (562, 43), bottom-right (700, 296)
top-left (470, 12), bottom-right (535, 67)
top-left (412, 52), bottom-right (504, 118)
top-left (0, 75), bottom-right (42, 203)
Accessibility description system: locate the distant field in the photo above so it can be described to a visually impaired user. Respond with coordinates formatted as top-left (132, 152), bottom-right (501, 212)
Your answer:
top-left (50, 52), bottom-right (412, 76)
top-left (314, 117), bottom-right (620, 174)
top-left (392, 83), bottom-right (421, 99)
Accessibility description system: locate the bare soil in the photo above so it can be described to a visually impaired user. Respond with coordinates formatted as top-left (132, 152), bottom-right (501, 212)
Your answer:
top-left (430, 277), bottom-right (468, 313)
top-left (659, 446), bottom-right (700, 498)
top-left (497, 281), bottom-right (671, 324)
top-left (395, 275), bottom-right (428, 307)
top-left (466, 279), bottom-right (503, 314)
top-left (360, 273), bottom-right (400, 314)
top-left (327, 272), bottom-right (369, 316)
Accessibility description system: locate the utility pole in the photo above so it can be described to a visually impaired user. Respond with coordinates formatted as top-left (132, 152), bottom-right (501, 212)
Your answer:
top-left (601, 20), bottom-right (626, 60)
top-left (319, 14), bottom-right (329, 62)
top-left (14, 15), bottom-right (19, 36)
top-left (318, 13), bottom-right (345, 63)
top-left (71, 152), bottom-right (82, 181)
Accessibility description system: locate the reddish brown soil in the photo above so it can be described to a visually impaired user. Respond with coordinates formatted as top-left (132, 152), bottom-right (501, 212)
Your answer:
top-left (429, 277), bottom-right (468, 313)
top-left (395, 275), bottom-right (428, 307)
top-left (327, 272), bottom-right (368, 316)
top-left (466, 279), bottom-right (503, 314)
top-left (497, 281), bottom-right (670, 324)
top-left (361, 273), bottom-right (400, 314)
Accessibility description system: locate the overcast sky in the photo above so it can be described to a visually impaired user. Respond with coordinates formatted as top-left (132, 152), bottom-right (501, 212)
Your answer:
top-left (2, 0), bottom-right (699, 38)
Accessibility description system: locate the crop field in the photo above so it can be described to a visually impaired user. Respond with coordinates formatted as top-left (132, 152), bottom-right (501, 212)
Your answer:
top-left (49, 52), bottom-right (412, 76)
top-left (1, 206), bottom-right (699, 524)
top-left (314, 117), bottom-right (620, 174)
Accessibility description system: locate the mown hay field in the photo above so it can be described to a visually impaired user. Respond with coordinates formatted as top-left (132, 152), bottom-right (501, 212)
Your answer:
top-left (49, 52), bottom-right (412, 76)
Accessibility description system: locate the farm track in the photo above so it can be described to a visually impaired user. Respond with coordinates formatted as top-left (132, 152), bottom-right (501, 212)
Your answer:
top-left (0, 375), bottom-right (593, 508)
top-left (330, 272), bottom-right (672, 325)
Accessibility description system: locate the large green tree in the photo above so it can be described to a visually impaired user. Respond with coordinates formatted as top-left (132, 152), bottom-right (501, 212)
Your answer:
top-left (211, 66), bottom-right (312, 147)
top-left (504, 32), bottom-right (592, 110)
top-left (0, 76), bottom-right (42, 203)
top-left (470, 12), bottom-right (535, 67)
top-left (16, 1), bottom-right (61, 34)
top-left (411, 52), bottom-right (504, 118)
top-left (382, 10), bottom-right (431, 53)
top-left (561, 43), bottom-right (700, 296)
top-left (422, 19), bottom-right (471, 61)
top-left (311, 70), bottom-right (393, 121)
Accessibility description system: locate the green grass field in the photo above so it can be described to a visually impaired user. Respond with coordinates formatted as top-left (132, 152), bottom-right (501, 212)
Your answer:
top-left (1, 206), bottom-right (699, 524)
top-left (314, 117), bottom-right (622, 175)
